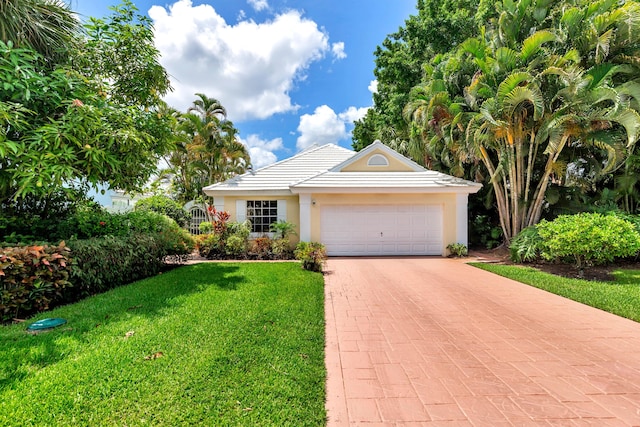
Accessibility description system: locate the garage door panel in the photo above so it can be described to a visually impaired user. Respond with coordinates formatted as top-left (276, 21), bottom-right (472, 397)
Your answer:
top-left (397, 230), bottom-right (411, 239)
top-left (321, 204), bottom-right (443, 256)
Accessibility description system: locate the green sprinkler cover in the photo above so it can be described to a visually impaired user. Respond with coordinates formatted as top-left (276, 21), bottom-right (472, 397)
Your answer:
top-left (27, 318), bottom-right (67, 331)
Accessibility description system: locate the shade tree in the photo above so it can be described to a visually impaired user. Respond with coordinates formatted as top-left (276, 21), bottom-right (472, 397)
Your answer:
top-left (0, 0), bottom-right (174, 204)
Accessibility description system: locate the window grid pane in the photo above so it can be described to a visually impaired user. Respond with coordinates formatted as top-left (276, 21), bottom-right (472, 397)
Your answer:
top-left (246, 200), bottom-right (278, 233)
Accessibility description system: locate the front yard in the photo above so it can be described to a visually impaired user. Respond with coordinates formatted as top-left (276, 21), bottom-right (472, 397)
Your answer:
top-left (473, 263), bottom-right (640, 322)
top-left (0, 263), bottom-right (326, 426)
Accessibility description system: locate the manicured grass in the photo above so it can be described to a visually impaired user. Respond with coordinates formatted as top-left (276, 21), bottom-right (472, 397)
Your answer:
top-left (0, 263), bottom-right (326, 426)
top-left (472, 263), bottom-right (640, 322)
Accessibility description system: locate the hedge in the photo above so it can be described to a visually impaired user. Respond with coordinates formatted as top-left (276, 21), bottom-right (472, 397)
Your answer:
top-left (0, 231), bottom-right (191, 323)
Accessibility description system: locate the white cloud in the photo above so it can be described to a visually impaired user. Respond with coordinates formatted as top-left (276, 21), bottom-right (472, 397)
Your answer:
top-left (240, 134), bottom-right (283, 169)
top-left (368, 79), bottom-right (378, 94)
top-left (149, 0), bottom-right (332, 121)
top-left (248, 0), bottom-right (269, 11)
top-left (339, 106), bottom-right (368, 123)
top-left (331, 42), bottom-right (346, 60)
top-left (297, 104), bottom-right (366, 150)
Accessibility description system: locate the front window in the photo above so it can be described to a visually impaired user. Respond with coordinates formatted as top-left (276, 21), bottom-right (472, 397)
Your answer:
top-left (246, 200), bottom-right (278, 233)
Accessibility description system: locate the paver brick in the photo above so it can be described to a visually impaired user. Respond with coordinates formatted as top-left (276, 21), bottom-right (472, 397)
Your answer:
top-left (325, 258), bottom-right (640, 426)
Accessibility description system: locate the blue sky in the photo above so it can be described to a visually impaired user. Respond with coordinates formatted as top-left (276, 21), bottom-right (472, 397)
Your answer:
top-left (68, 0), bottom-right (416, 168)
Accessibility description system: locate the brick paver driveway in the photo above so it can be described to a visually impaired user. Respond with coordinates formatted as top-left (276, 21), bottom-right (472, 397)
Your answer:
top-left (324, 257), bottom-right (640, 426)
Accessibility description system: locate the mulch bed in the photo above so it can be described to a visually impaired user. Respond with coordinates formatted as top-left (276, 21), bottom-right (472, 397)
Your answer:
top-left (469, 246), bottom-right (640, 282)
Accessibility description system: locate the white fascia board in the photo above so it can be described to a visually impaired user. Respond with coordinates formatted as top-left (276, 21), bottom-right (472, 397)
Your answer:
top-left (290, 185), bottom-right (482, 195)
top-left (203, 189), bottom-right (294, 197)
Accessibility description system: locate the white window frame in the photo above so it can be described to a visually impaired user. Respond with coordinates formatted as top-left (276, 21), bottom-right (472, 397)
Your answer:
top-left (236, 199), bottom-right (286, 238)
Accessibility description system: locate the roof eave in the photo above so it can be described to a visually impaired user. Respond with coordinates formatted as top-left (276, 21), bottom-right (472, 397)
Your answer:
top-left (203, 188), bottom-right (294, 197)
top-left (290, 184), bottom-right (483, 195)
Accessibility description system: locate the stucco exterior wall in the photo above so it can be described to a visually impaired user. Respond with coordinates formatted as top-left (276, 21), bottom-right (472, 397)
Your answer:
top-left (219, 195), bottom-right (301, 244)
top-left (215, 191), bottom-right (467, 255)
top-left (340, 149), bottom-right (415, 172)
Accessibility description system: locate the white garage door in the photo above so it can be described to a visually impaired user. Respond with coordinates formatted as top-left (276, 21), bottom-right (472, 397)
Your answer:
top-left (320, 204), bottom-right (443, 256)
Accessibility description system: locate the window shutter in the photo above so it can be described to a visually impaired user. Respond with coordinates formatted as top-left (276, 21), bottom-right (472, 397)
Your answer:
top-left (236, 200), bottom-right (247, 222)
top-left (277, 200), bottom-right (287, 222)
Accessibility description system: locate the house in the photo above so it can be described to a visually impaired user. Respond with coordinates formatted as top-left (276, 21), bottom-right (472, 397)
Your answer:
top-left (203, 141), bottom-right (482, 256)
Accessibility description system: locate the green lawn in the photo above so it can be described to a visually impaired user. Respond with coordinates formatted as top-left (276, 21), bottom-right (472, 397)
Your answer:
top-left (472, 263), bottom-right (640, 322)
top-left (0, 263), bottom-right (326, 426)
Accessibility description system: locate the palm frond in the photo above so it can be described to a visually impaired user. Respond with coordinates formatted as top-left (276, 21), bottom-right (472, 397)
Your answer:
top-left (588, 130), bottom-right (626, 174)
top-left (606, 108), bottom-right (640, 146)
top-left (543, 114), bottom-right (578, 154)
top-left (595, 28), bottom-right (614, 63)
top-left (521, 30), bottom-right (556, 62)
top-left (503, 85), bottom-right (545, 121)
top-left (479, 99), bottom-right (500, 126)
top-left (0, 0), bottom-right (80, 63)
top-left (588, 87), bottom-right (619, 106)
top-left (459, 38), bottom-right (486, 60)
top-left (618, 81), bottom-right (640, 109)
top-left (560, 7), bottom-right (583, 37)
top-left (497, 72), bottom-right (533, 102)
top-left (586, 63), bottom-right (616, 89)
top-left (495, 47), bottom-right (519, 72)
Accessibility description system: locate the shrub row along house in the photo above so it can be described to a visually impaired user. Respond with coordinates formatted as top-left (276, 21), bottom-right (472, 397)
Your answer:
top-left (204, 141), bottom-right (481, 256)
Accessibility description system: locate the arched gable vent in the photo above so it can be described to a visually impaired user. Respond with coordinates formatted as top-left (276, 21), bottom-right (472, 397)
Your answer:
top-left (367, 154), bottom-right (389, 166)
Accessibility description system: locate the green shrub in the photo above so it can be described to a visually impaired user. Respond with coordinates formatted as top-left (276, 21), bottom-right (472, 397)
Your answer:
top-left (606, 210), bottom-right (640, 233)
top-left (294, 242), bottom-right (327, 272)
top-left (225, 235), bottom-right (246, 256)
top-left (53, 209), bottom-right (194, 257)
top-left (223, 221), bottom-right (250, 256)
top-left (227, 221), bottom-right (251, 240)
top-left (55, 207), bottom-right (128, 240)
top-left (197, 234), bottom-right (224, 259)
top-left (509, 226), bottom-right (543, 263)
top-left (269, 220), bottom-right (297, 239)
top-left (271, 238), bottom-right (293, 260)
top-left (446, 243), bottom-right (468, 257)
top-left (66, 235), bottom-right (165, 300)
top-left (537, 213), bottom-right (640, 268)
top-left (131, 212), bottom-right (195, 257)
top-left (471, 214), bottom-right (503, 249)
top-left (135, 195), bottom-right (191, 227)
top-left (0, 189), bottom-right (94, 243)
top-left (198, 221), bottom-right (213, 234)
top-left (0, 243), bottom-right (72, 322)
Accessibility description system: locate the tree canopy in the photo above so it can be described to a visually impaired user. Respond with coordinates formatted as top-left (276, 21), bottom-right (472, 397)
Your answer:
top-left (159, 94), bottom-right (251, 203)
top-left (0, 0), bottom-right (173, 203)
top-left (401, 0), bottom-right (640, 241)
top-left (352, 0), bottom-right (497, 151)
top-left (0, 0), bottom-right (80, 64)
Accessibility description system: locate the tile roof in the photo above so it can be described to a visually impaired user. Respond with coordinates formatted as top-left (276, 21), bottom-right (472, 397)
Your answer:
top-left (203, 143), bottom-right (354, 194)
top-left (203, 142), bottom-right (481, 195)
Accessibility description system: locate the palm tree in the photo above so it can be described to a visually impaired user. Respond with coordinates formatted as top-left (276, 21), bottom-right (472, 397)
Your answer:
top-left (161, 95), bottom-right (250, 203)
top-left (404, 0), bottom-right (640, 242)
top-left (0, 0), bottom-right (79, 64)
top-left (188, 93), bottom-right (227, 121)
